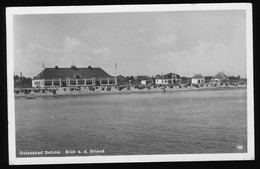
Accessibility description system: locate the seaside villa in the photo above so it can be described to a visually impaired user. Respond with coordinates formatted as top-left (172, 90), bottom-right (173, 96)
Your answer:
top-left (191, 74), bottom-right (205, 85)
top-left (209, 72), bottom-right (229, 86)
top-left (32, 65), bottom-right (117, 88)
top-left (155, 73), bottom-right (181, 85)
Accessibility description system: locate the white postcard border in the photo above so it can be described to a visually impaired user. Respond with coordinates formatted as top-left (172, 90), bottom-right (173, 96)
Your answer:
top-left (6, 3), bottom-right (254, 165)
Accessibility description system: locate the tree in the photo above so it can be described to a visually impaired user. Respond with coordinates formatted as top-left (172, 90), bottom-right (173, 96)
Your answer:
top-left (126, 76), bottom-right (130, 81)
top-left (14, 76), bottom-right (32, 88)
top-left (129, 76), bottom-right (134, 81)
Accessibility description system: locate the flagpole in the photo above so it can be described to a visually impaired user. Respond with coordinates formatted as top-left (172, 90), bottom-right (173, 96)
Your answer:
top-left (115, 62), bottom-right (117, 77)
top-left (115, 62), bottom-right (117, 85)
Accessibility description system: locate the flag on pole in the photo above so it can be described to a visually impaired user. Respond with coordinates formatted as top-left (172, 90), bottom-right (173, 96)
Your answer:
top-left (42, 62), bottom-right (45, 69)
top-left (115, 62), bottom-right (117, 69)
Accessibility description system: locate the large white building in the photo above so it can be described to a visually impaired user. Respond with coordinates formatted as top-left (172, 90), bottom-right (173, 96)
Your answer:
top-left (32, 65), bottom-right (117, 88)
top-left (155, 73), bottom-right (181, 85)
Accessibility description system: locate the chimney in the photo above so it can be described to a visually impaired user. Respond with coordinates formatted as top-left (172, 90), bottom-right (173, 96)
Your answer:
top-left (20, 72), bottom-right (22, 78)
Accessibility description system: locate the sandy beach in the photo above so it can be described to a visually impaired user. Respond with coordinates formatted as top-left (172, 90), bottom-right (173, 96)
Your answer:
top-left (14, 85), bottom-right (247, 98)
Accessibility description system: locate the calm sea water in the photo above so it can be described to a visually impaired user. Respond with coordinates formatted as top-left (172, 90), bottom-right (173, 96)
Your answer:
top-left (15, 89), bottom-right (247, 157)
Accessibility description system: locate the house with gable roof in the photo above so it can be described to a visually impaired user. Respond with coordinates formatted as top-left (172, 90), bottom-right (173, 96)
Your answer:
top-left (209, 72), bottom-right (229, 86)
top-left (155, 72), bottom-right (181, 85)
top-left (191, 74), bottom-right (205, 85)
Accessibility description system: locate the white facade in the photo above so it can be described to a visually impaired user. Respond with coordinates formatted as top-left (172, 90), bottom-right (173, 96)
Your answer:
top-left (32, 79), bottom-right (44, 88)
top-left (141, 80), bottom-right (147, 85)
top-left (191, 78), bottom-right (205, 84)
top-left (155, 79), bottom-right (179, 85)
top-left (32, 77), bottom-right (117, 88)
top-left (156, 79), bottom-right (167, 85)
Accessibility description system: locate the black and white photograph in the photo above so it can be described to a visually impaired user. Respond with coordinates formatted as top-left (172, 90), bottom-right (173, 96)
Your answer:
top-left (6, 3), bottom-right (254, 165)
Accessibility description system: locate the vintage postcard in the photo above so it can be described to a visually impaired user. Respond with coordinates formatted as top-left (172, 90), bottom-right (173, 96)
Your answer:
top-left (7, 3), bottom-right (254, 165)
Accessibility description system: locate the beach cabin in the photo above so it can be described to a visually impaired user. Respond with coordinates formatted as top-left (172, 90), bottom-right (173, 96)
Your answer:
top-left (210, 72), bottom-right (229, 86)
top-left (32, 65), bottom-right (117, 88)
top-left (155, 73), bottom-right (181, 85)
top-left (191, 74), bottom-right (205, 85)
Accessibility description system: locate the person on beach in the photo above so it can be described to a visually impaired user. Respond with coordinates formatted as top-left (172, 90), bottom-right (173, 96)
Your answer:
top-left (163, 86), bottom-right (166, 93)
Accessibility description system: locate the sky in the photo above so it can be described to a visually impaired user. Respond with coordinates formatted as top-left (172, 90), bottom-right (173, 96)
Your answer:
top-left (13, 9), bottom-right (247, 78)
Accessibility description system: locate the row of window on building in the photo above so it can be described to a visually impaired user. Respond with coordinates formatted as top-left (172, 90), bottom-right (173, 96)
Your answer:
top-left (33, 78), bottom-right (117, 88)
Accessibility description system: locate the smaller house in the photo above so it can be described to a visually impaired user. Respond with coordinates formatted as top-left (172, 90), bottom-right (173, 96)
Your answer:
top-left (191, 74), bottom-right (205, 85)
top-left (141, 77), bottom-right (153, 85)
top-left (135, 75), bottom-right (149, 83)
top-left (210, 72), bottom-right (229, 86)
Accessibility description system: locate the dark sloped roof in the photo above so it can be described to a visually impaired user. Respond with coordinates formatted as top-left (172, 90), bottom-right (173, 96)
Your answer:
top-left (136, 75), bottom-right (149, 81)
top-left (116, 75), bottom-right (126, 79)
top-left (192, 74), bottom-right (204, 78)
top-left (167, 73), bottom-right (180, 78)
top-left (213, 72), bottom-right (228, 79)
top-left (141, 77), bottom-right (153, 81)
top-left (156, 72), bottom-right (180, 79)
top-left (34, 67), bottom-right (112, 80)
